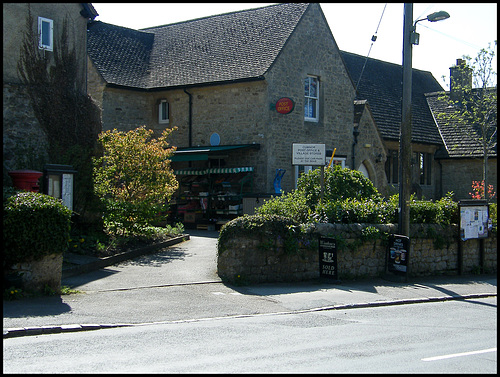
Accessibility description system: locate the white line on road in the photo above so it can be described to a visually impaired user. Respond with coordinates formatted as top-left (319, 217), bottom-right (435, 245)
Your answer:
top-left (422, 348), bottom-right (497, 362)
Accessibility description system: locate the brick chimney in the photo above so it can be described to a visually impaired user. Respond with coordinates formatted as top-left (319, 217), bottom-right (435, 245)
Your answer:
top-left (449, 58), bottom-right (472, 102)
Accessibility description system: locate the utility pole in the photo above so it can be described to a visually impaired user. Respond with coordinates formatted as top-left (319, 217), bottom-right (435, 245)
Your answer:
top-left (399, 3), bottom-right (413, 236)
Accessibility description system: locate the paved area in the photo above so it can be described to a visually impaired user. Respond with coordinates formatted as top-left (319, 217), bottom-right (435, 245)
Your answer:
top-left (3, 230), bottom-right (497, 338)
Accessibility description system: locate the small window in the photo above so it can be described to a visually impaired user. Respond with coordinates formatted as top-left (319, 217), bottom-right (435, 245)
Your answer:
top-left (159, 100), bottom-right (169, 124)
top-left (38, 17), bottom-right (53, 51)
top-left (416, 152), bottom-right (432, 185)
top-left (304, 76), bottom-right (319, 122)
top-left (385, 149), bottom-right (399, 184)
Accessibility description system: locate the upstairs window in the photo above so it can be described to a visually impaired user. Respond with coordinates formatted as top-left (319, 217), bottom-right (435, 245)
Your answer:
top-left (304, 76), bottom-right (319, 122)
top-left (38, 17), bottom-right (53, 51)
top-left (159, 99), bottom-right (169, 124)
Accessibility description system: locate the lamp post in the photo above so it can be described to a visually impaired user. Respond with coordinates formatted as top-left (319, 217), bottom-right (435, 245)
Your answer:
top-left (399, 4), bottom-right (449, 236)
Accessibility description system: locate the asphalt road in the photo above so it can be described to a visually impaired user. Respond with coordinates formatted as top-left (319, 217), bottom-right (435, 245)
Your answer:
top-left (3, 297), bottom-right (497, 373)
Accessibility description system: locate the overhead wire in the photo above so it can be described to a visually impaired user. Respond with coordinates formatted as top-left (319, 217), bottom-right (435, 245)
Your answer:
top-left (355, 3), bottom-right (387, 94)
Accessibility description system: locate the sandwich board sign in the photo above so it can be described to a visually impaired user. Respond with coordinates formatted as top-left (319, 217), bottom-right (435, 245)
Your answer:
top-left (319, 236), bottom-right (338, 280)
top-left (386, 234), bottom-right (409, 277)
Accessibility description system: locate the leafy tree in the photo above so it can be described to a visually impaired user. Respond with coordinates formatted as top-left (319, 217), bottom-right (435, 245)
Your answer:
top-left (439, 41), bottom-right (497, 201)
top-left (93, 126), bottom-right (178, 234)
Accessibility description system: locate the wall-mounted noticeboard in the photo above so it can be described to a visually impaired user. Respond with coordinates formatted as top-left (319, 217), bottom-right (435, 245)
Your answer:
top-left (459, 200), bottom-right (490, 241)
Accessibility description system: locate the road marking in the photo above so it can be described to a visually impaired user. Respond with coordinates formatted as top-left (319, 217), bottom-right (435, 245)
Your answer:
top-left (422, 348), bottom-right (497, 362)
top-left (211, 292), bottom-right (242, 296)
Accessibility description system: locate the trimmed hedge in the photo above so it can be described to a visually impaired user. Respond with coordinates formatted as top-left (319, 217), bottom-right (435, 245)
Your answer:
top-left (3, 192), bottom-right (72, 265)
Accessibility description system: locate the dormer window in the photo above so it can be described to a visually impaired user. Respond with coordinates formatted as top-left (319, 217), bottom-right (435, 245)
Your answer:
top-left (38, 17), bottom-right (53, 51)
top-left (159, 99), bottom-right (169, 124)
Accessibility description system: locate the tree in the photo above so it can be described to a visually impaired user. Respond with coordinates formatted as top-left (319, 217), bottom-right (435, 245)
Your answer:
top-left (439, 41), bottom-right (497, 201)
top-left (93, 126), bottom-right (179, 234)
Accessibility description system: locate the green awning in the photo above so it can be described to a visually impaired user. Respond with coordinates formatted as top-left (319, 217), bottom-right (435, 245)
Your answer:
top-left (175, 167), bottom-right (254, 176)
top-left (170, 144), bottom-right (260, 162)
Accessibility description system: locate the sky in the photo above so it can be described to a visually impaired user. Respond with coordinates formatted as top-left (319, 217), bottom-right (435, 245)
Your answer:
top-left (92, 3), bottom-right (497, 89)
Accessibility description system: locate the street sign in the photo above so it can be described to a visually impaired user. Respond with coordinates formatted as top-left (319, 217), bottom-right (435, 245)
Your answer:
top-left (292, 143), bottom-right (325, 166)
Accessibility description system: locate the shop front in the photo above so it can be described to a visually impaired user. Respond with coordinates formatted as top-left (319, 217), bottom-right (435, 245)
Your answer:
top-left (168, 144), bottom-right (260, 229)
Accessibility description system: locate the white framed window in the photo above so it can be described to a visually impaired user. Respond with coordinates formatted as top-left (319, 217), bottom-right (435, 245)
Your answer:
top-left (304, 76), bottom-right (319, 122)
top-left (159, 99), bottom-right (169, 124)
top-left (38, 17), bottom-right (53, 51)
top-left (327, 157), bottom-right (346, 169)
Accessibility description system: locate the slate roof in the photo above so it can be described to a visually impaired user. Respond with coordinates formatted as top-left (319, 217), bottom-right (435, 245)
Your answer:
top-left (87, 3), bottom-right (309, 89)
top-left (340, 50), bottom-right (444, 145)
top-left (425, 90), bottom-right (497, 158)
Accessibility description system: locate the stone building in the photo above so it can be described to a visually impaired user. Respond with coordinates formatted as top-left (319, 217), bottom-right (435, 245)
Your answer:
top-left (3, 3), bottom-right (98, 178)
top-left (86, 3), bottom-right (495, 228)
top-left (87, 3), bottom-right (388, 227)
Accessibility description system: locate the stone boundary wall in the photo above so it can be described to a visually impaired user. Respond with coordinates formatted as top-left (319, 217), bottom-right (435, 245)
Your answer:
top-left (217, 223), bottom-right (497, 284)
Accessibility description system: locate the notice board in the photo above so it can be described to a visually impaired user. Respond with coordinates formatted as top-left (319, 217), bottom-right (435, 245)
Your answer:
top-left (459, 200), bottom-right (490, 241)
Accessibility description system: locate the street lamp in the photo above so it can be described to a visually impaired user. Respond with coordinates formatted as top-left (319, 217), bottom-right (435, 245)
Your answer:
top-left (399, 4), bottom-right (449, 236)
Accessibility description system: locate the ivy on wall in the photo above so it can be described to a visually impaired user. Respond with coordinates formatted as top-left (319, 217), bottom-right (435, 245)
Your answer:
top-left (17, 7), bottom-right (102, 225)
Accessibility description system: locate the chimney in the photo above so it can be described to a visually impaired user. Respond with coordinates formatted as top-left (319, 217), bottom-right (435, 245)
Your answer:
top-left (449, 58), bottom-right (472, 103)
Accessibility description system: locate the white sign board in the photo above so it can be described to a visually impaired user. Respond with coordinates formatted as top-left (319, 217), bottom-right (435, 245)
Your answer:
top-left (292, 144), bottom-right (325, 166)
top-left (460, 204), bottom-right (489, 240)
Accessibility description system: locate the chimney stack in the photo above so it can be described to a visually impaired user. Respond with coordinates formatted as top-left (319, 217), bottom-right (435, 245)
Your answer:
top-left (449, 58), bottom-right (472, 103)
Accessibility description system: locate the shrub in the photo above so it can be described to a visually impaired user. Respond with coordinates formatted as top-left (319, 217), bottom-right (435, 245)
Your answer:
top-left (3, 192), bottom-right (72, 265)
top-left (93, 126), bottom-right (178, 235)
top-left (218, 214), bottom-right (313, 255)
top-left (297, 165), bottom-right (382, 207)
top-left (255, 190), bottom-right (311, 223)
top-left (315, 198), bottom-right (397, 224)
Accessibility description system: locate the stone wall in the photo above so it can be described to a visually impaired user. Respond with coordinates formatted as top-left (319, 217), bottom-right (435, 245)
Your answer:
top-left (217, 223), bottom-right (497, 284)
top-left (3, 83), bottom-right (49, 175)
top-left (6, 253), bottom-right (63, 293)
top-left (440, 158), bottom-right (497, 202)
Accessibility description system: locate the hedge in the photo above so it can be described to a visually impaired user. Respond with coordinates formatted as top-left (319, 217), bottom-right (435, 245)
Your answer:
top-left (3, 191), bottom-right (72, 265)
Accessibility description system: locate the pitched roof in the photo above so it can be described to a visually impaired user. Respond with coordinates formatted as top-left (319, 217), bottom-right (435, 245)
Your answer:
top-left (425, 90), bottom-right (497, 158)
top-left (87, 3), bottom-right (310, 89)
top-left (340, 50), bottom-right (444, 145)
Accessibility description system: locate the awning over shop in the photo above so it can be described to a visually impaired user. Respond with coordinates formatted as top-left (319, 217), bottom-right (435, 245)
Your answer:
top-left (175, 167), bottom-right (254, 175)
top-left (170, 144), bottom-right (260, 162)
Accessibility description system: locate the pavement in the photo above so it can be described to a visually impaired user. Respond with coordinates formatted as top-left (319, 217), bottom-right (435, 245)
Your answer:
top-left (3, 229), bottom-right (497, 339)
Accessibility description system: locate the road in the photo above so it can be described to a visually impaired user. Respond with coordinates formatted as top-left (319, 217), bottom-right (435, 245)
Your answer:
top-left (3, 297), bottom-right (497, 373)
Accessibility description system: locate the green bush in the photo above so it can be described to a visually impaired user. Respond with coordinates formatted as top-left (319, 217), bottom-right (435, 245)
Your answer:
top-left (297, 165), bottom-right (382, 207)
top-left (254, 190), bottom-right (311, 224)
top-left (3, 192), bottom-right (72, 265)
top-left (218, 214), bottom-right (314, 255)
top-left (315, 198), bottom-right (397, 224)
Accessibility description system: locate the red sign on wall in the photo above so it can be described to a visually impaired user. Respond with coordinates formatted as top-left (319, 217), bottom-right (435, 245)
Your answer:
top-left (275, 97), bottom-right (294, 114)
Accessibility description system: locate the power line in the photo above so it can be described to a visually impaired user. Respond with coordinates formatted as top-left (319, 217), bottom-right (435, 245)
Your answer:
top-left (355, 3), bottom-right (387, 93)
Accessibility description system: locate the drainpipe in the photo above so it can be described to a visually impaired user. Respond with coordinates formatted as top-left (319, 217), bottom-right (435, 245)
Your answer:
top-left (184, 89), bottom-right (193, 148)
top-left (352, 126), bottom-right (360, 170)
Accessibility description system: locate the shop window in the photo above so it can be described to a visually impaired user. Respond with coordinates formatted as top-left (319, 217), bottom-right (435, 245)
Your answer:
top-left (38, 17), bottom-right (53, 51)
top-left (304, 76), bottom-right (319, 122)
top-left (159, 99), bottom-right (169, 124)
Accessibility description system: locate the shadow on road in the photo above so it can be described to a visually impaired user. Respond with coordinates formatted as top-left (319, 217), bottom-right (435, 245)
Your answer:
top-left (119, 246), bottom-right (188, 267)
top-left (3, 295), bottom-right (71, 319)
